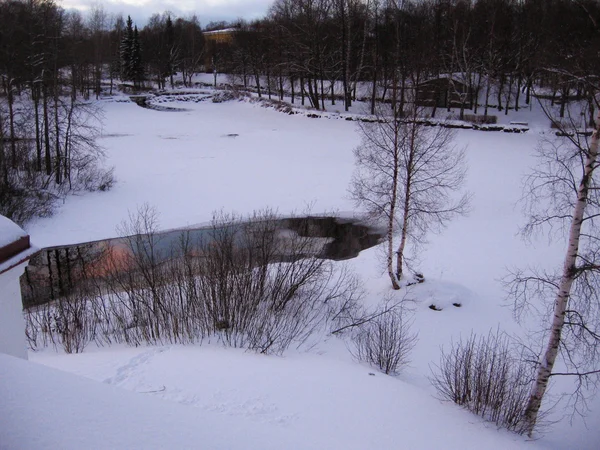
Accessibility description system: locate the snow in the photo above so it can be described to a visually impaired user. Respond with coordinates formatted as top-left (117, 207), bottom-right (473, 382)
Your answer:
top-left (203, 28), bottom-right (238, 35)
top-left (0, 214), bottom-right (27, 248)
top-left (23, 345), bottom-right (545, 450)
top-left (26, 99), bottom-right (360, 247)
top-left (0, 264), bottom-right (28, 359)
top-left (0, 352), bottom-right (294, 450)
top-left (4, 89), bottom-right (599, 449)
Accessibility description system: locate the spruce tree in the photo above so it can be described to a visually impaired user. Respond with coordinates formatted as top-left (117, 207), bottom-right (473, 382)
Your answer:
top-left (131, 26), bottom-right (144, 87)
top-left (120, 16), bottom-right (134, 82)
top-left (165, 15), bottom-right (174, 78)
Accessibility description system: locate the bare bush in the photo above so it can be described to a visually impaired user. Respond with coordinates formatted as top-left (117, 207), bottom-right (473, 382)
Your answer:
top-left (212, 90), bottom-right (236, 103)
top-left (351, 304), bottom-right (417, 375)
top-left (24, 291), bottom-right (96, 353)
top-left (0, 169), bottom-right (58, 225)
top-left (25, 207), bottom-right (362, 355)
top-left (430, 330), bottom-right (534, 433)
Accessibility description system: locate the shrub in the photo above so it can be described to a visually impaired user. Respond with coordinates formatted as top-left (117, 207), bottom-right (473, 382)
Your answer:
top-left (0, 172), bottom-right (57, 225)
top-left (429, 330), bottom-right (533, 433)
top-left (352, 307), bottom-right (417, 375)
top-left (212, 91), bottom-right (236, 103)
top-left (24, 208), bottom-right (362, 355)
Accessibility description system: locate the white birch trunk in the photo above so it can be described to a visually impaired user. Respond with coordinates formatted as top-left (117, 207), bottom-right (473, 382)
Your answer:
top-left (395, 122), bottom-right (416, 281)
top-left (523, 112), bottom-right (600, 435)
top-left (388, 117), bottom-right (401, 290)
top-left (395, 210), bottom-right (409, 281)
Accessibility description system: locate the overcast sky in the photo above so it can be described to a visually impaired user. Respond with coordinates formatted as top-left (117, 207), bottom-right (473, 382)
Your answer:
top-left (58, 0), bottom-right (273, 26)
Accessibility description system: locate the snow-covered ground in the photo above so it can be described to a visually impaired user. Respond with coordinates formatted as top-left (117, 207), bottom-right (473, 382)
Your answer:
top-left (10, 90), bottom-right (600, 449)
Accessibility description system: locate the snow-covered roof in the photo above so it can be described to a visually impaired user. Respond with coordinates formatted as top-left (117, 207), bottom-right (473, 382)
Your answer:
top-left (0, 214), bottom-right (35, 274)
top-left (419, 76), bottom-right (468, 86)
top-left (0, 215), bottom-right (27, 248)
top-left (203, 28), bottom-right (237, 35)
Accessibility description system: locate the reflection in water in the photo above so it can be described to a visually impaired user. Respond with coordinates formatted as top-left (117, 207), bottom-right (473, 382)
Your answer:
top-left (21, 216), bottom-right (383, 308)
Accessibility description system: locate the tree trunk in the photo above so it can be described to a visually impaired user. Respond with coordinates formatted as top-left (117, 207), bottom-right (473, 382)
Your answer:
top-left (484, 75), bottom-right (491, 118)
top-left (505, 74), bottom-right (514, 116)
top-left (497, 73), bottom-right (505, 111)
top-left (254, 71), bottom-right (262, 98)
top-left (33, 84), bottom-right (42, 171)
top-left (395, 122), bottom-right (415, 281)
top-left (54, 91), bottom-right (61, 185)
top-left (64, 97), bottom-right (75, 187)
top-left (320, 75), bottom-right (326, 111)
top-left (523, 112), bottom-right (600, 436)
top-left (314, 77), bottom-right (320, 109)
top-left (341, 0), bottom-right (349, 112)
top-left (398, 75), bottom-right (406, 117)
top-left (352, 9), bottom-right (368, 103)
top-left (473, 81), bottom-right (481, 114)
top-left (330, 80), bottom-right (335, 105)
top-left (0, 111), bottom-right (6, 185)
top-left (560, 84), bottom-right (568, 118)
top-left (387, 114), bottom-right (401, 291)
top-left (43, 84), bottom-right (52, 176)
top-left (7, 84), bottom-right (17, 168)
top-left (278, 67), bottom-right (284, 101)
top-left (515, 74), bottom-right (522, 112)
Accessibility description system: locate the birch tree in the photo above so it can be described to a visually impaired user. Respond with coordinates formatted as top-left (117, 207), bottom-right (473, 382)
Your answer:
top-left (350, 102), bottom-right (469, 289)
top-left (508, 102), bottom-right (600, 436)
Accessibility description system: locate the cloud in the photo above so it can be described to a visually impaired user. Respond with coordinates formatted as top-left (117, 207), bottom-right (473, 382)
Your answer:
top-left (58, 0), bottom-right (272, 26)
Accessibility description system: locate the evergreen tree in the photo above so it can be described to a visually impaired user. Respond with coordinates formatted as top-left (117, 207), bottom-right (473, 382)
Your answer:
top-left (120, 16), bottom-right (134, 81)
top-left (131, 26), bottom-right (144, 87)
top-left (164, 14), bottom-right (176, 88)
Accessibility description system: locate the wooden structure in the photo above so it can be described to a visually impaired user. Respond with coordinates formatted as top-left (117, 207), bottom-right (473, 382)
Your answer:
top-left (0, 216), bottom-right (31, 271)
top-left (416, 78), bottom-right (473, 109)
top-left (203, 28), bottom-right (238, 72)
top-left (0, 236), bottom-right (30, 264)
top-left (203, 28), bottom-right (237, 45)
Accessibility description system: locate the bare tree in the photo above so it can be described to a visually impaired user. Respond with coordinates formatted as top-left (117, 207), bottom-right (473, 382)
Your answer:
top-left (350, 102), bottom-right (470, 289)
top-left (507, 101), bottom-right (600, 436)
top-left (88, 5), bottom-right (108, 100)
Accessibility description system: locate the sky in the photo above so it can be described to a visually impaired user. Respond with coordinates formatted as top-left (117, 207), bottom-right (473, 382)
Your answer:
top-left (58, 0), bottom-right (273, 26)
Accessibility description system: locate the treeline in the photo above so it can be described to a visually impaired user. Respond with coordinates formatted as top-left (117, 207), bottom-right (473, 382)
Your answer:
top-left (0, 0), bottom-right (113, 223)
top-left (4, 0), bottom-right (598, 111)
top-left (220, 0), bottom-right (600, 114)
top-left (0, 0), bottom-right (205, 223)
top-left (2, 0), bottom-right (599, 222)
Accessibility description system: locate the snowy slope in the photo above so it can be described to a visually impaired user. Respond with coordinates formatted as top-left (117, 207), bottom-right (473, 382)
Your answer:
top-left (16, 93), bottom-right (600, 449)
top-left (26, 346), bottom-right (545, 450)
top-left (1, 353), bottom-right (299, 450)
